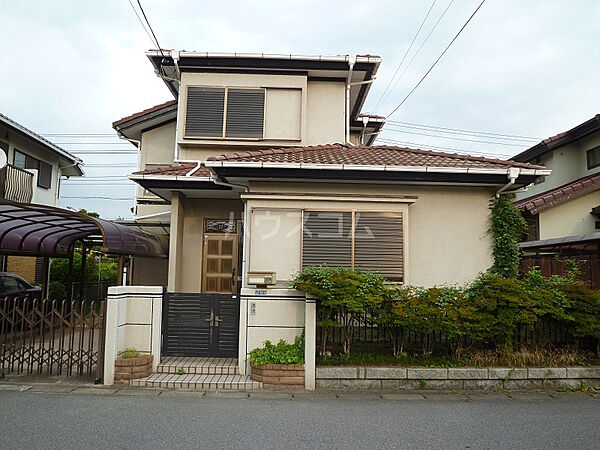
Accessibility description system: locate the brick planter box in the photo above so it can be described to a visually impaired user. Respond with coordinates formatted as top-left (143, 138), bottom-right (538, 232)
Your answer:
top-left (251, 362), bottom-right (305, 390)
top-left (114, 355), bottom-right (153, 386)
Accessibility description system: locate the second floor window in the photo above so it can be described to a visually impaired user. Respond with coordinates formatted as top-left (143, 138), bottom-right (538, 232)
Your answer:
top-left (184, 87), bottom-right (265, 139)
top-left (587, 146), bottom-right (600, 170)
top-left (13, 149), bottom-right (52, 189)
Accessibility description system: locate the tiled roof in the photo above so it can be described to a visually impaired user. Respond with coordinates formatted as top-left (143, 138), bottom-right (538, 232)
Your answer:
top-left (516, 172), bottom-right (600, 213)
top-left (0, 112), bottom-right (82, 166)
top-left (206, 144), bottom-right (545, 170)
top-left (112, 100), bottom-right (177, 127)
top-left (511, 114), bottom-right (600, 163)
top-left (132, 163), bottom-right (211, 177)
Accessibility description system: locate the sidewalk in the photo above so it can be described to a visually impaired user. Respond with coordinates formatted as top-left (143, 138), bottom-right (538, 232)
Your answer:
top-left (1, 377), bottom-right (598, 401)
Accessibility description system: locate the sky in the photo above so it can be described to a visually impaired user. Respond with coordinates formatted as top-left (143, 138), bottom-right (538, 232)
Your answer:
top-left (1, 0), bottom-right (599, 219)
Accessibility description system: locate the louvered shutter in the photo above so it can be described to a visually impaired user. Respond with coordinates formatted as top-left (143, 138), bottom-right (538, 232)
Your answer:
top-left (302, 211), bottom-right (352, 268)
top-left (354, 212), bottom-right (403, 281)
top-left (37, 161), bottom-right (52, 189)
top-left (184, 87), bottom-right (225, 137)
top-left (225, 88), bottom-right (265, 138)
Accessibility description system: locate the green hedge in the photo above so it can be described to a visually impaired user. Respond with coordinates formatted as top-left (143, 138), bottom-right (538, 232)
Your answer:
top-left (292, 265), bottom-right (600, 357)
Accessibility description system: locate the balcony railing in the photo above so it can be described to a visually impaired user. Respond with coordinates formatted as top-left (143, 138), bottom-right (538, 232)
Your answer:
top-left (0, 164), bottom-right (34, 203)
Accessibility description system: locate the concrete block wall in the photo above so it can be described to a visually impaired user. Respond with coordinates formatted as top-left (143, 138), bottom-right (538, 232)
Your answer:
top-left (315, 366), bottom-right (600, 391)
top-left (103, 286), bottom-right (163, 385)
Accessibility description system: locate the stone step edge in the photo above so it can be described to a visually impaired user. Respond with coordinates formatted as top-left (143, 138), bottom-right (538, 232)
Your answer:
top-left (156, 366), bottom-right (239, 375)
top-left (131, 379), bottom-right (262, 390)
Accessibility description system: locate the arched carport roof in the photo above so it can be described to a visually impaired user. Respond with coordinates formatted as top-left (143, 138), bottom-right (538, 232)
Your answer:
top-left (0, 201), bottom-right (167, 258)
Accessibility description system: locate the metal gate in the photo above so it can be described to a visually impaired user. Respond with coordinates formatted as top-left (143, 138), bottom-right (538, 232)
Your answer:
top-left (162, 293), bottom-right (239, 357)
top-left (0, 297), bottom-right (105, 380)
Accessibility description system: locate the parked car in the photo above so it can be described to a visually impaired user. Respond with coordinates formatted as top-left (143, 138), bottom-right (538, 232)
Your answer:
top-left (0, 272), bottom-right (42, 299)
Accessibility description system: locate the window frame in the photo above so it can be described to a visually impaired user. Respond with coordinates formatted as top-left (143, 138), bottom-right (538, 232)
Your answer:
top-left (13, 149), bottom-right (27, 169)
top-left (587, 146), bottom-right (600, 170)
top-left (183, 85), bottom-right (266, 140)
top-left (300, 209), bottom-right (405, 282)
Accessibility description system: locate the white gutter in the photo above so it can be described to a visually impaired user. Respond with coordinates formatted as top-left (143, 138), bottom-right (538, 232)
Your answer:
top-left (495, 167), bottom-right (520, 197)
top-left (204, 160), bottom-right (553, 178)
top-left (345, 55), bottom-right (356, 145)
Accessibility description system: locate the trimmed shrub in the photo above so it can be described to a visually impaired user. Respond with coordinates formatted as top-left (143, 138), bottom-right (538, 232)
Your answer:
top-left (250, 331), bottom-right (305, 365)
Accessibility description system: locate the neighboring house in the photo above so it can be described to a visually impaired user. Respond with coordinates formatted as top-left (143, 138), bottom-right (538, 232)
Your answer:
top-left (113, 51), bottom-right (548, 366)
top-left (0, 113), bottom-right (83, 282)
top-left (513, 115), bottom-right (600, 240)
top-left (512, 115), bottom-right (600, 287)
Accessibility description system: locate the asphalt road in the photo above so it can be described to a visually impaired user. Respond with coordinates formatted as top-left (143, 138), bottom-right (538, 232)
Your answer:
top-left (0, 388), bottom-right (599, 449)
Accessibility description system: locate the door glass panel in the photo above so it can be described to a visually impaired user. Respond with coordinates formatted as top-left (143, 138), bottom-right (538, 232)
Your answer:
top-left (207, 240), bottom-right (219, 255)
top-left (221, 240), bottom-right (233, 256)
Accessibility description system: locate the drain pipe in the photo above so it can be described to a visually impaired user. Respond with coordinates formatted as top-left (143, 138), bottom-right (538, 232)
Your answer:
top-left (496, 168), bottom-right (521, 197)
top-left (345, 55), bottom-right (356, 145)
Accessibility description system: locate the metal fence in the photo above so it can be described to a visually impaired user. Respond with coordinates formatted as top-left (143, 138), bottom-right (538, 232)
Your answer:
top-left (0, 296), bottom-right (105, 380)
top-left (318, 311), bottom-right (577, 355)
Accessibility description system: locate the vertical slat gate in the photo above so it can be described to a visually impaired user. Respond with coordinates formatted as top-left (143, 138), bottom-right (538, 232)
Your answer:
top-left (162, 292), bottom-right (239, 358)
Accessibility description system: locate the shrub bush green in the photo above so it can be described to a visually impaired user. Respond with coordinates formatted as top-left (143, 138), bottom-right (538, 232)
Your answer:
top-left (294, 263), bottom-right (600, 357)
top-left (293, 266), bottom-right (390, 354)
top-left (250, 331), bottom-right (305, 365)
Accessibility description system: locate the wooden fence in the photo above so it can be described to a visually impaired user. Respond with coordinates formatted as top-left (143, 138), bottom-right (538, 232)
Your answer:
top-left (521, 255), bottom-right (600, 289)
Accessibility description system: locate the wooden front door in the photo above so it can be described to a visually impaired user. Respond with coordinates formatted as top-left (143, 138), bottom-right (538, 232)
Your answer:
top-left (202, 219), bottom-right (239, 294)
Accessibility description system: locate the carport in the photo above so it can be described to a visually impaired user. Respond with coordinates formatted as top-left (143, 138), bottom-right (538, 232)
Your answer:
top-left (0, 200), bottom-right (168, 300)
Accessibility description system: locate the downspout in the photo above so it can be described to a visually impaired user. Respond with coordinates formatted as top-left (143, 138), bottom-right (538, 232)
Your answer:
top-left (169, 50), bottom-right (183, 163)
top-left (345, 55), bottom-right (356, 145)
top-left (496, 168), bottom-right (521, 197)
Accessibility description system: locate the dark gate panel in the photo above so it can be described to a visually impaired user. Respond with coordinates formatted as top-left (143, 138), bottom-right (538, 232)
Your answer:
top-left (162, 293), bottom-right (239, 358)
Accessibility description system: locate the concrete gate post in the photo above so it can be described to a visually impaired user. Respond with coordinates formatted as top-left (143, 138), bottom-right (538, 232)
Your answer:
top-left (103, 286), bottom-right (164, 385)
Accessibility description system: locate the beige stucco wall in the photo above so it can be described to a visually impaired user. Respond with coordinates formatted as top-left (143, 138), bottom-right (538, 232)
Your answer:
top-left (538, 190), bottom-right (600, 239)
top-left (170, 197), bottom-right (243, 292)
top-left (131, 257), bottom-right (168, 287)
top-left (245, 181), bottom-right (495, 287)
top-left (305, 80), bottom-right (345, 145)
top-left (175, 72), bottom-right (345, 156)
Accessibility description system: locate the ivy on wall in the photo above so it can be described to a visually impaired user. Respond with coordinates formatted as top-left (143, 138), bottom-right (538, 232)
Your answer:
top-left (489, 194), bottom-right (527, 278)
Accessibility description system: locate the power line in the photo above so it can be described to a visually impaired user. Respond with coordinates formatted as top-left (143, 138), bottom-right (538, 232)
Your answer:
top-left (384, 127), bottom-right (526, 147)
top-left (54, 142), bottom-right (133, 145)
top-left (136, 0), bottom-right (166, 59)
top-left (41, 133), bottom-right (116, 137)
top-left (378, 0), bottom-right (455, 114)
top-left (61, 196), bottom-right (133, 200)
top-left (387, 120), bottom-right (541, 141)
top-left (376, 137), bottom-right (512, 158)
top-left (387, 0), bottom-right (487, 119)
top-left (385, 123), bottom-right (537, 144)
top-left (373, 0), bottom-right (437, 112)
top-left (127, 0), bottom-right (156, 47)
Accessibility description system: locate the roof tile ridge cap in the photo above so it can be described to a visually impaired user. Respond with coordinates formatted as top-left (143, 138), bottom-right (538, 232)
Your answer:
top-left (376, 144), bottom-right (546, 168)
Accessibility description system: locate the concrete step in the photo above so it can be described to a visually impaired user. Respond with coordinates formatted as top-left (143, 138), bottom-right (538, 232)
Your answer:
top-left (157, 357), bottom-right (239, 375)
top-left (131, 373), bottom-right (262, 390)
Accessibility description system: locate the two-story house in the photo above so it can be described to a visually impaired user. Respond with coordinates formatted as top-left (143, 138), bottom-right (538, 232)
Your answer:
top-left (512, 115), bottom-right (599, 287)
top-left (0, 112), bottom-right (83, 282)
top-left (113, 51), bottom-right (547, 368)
top-left (513, 115), bottom-right (600, 240)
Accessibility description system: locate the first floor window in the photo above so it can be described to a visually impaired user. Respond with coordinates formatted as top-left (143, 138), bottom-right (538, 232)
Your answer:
top-left (302, 210), bottom-right (404, 281)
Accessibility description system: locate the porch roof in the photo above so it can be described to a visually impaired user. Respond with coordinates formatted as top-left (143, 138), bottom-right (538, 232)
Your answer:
top-left (520, 232), bottom-right (600, 254)
top-left (0, 201), bottom-right (168, 258)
